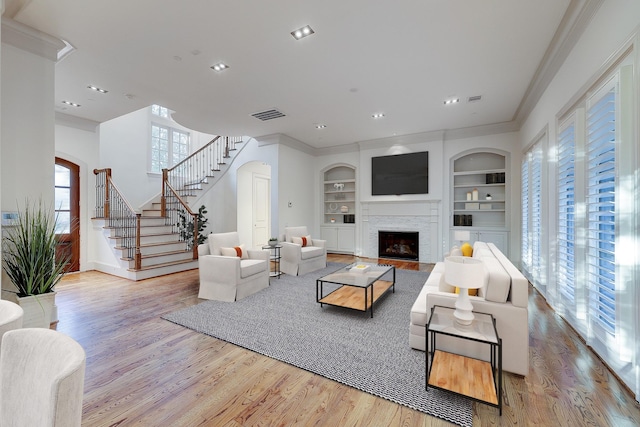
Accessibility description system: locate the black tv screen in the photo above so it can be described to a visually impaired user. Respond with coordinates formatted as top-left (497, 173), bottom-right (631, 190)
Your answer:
top-left (371, 151), bottom-right (429, 195)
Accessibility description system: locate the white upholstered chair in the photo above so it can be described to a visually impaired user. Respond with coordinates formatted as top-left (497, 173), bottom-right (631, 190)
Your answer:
top-left (0, 300), bottom-right (23, 352)
top-left (0, 328), bottom-right (86, 427)
top-left (197, 232), bottom-right (270, 301)
top-left (280, 226), bottom-right (327, 276)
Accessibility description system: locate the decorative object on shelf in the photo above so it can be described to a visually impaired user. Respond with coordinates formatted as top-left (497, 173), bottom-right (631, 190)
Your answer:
top-left (444, 256), bottom-right (485, 326)
top-left (330, 218), bottom-right (336, 223)
top-left (466, 192), bottom-right (472, 201)
top-left (268, 237), bottom-right (278, 247)
top-left (334, 192), bottom-right (346, 200)
top-left (480, 204), bottom-right (492, 210)
top-left (333, 183), bottom-right (344, 191)
top-left (486, 193), bottom-right (492, 200)
top-left (465, 202), bottom-right (479, 210)
top-left (329, 203), bottom-right (338, 213)
top-left (453, 214), bottom-right (473, 226)
top-left (472, 188), bottom-right (478, 201)
top-left (340, 205), bottom-right (349, 213)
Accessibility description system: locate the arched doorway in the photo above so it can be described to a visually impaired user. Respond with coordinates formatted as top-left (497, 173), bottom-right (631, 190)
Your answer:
top-left (55, 158), bottom-right (80, 272)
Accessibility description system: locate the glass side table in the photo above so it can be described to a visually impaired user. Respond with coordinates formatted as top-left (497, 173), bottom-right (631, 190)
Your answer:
top-left (262, 244), bottom-right (282, 280)
top-left (425, 305), bottom-right (502, 414)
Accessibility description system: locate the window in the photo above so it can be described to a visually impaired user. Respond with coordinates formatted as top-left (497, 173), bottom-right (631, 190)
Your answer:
top-left (54, 164), bottom-right (71, 234)
top-left (150, 124), bottom-right (190, 173)
top-left (557, 118), bottom-right (576, 308)
top-left (586, 81), bottom-right (617, 340)
top-left (151, 104), bottom-right (169, 118)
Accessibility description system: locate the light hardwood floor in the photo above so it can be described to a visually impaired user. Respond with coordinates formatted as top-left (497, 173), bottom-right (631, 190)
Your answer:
top-left (53, 255), bottom-right (640, 426)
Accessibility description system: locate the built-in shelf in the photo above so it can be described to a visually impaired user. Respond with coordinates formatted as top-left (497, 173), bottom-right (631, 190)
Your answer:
top-left (450, 151), bottom-right (510, 253)
top-left (322, 165), bottom-right (356, 254)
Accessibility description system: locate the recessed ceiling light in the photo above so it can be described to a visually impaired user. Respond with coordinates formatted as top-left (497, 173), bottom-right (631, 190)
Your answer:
top-left (444, 98), bottom-right (460, 105)
top-left (87, 85), bottom-right (108, 94)
top-left (315, 124), bottom-right (327, 129)
top-left (372, 113), bottom-right (385, 119)
top-left (211, 62), bottom-right (229, 72)
top-left (291, 25), bottom-right (314, 40)
top-left (62, 100), bottom-right (81, 107)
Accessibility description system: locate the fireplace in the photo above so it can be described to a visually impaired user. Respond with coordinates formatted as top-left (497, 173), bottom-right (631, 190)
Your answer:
top-left (378, 231), bottom-right (419, 261)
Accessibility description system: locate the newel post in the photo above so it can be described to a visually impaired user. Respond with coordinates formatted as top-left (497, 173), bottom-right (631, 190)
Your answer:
top-left (104, 168), bottom-right (112, 219)
top-left (135, 213), bottom-right (142, 270)
top-left (192, 214), bottom-right (199, 260)
top-left (161, 169), bottom-right (167, 217)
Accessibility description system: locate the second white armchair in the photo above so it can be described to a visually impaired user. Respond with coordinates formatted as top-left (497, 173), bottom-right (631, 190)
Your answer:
top-left (280, 226), bottom-right (327, 276)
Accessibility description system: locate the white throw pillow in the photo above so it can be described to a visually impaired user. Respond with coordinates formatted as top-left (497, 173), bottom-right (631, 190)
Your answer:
top-left (220, 244), bottom-right (248, 259)
top-left (291, 235), bottom-right (312, 247)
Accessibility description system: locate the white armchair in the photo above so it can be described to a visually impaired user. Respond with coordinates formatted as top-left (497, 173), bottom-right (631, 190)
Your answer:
top-left (280, 226), bottom-right (327, 276)
top-left (197, 232), bottom-right (269, 302)
top-left (0, 300), bottom-right (23, 353)
top-left (0, 328), bottom-right (86, 427)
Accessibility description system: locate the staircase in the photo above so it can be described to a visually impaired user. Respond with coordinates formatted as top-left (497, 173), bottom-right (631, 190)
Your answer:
top-left (93, 136), bottom-right (246, 281)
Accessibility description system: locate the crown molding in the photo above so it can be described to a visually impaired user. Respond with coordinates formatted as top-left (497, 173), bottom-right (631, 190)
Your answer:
top-left (513, 0), bottom-right (604, 126)
top-left (357, 130), bottom-right (444, 150)
top-left (443, 121), bottom-right (520, 141)
top-left (254, 133), bottom-right (316, 156)
top-left (1, 17), bottom-right (64, 61)
top-left (55, 112), bottom-right (100, 133)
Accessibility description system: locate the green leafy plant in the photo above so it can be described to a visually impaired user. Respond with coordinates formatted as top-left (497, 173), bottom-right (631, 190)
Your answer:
top-left (177, 205), bottom-right (209, 249)
top-left (269, 237), bottom-right (278, 242)
top-left (1, 200), bottom-right (69, 297)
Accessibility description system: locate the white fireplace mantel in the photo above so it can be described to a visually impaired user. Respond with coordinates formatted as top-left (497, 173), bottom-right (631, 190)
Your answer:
top-left (360, 200), bottom-right (441, 263)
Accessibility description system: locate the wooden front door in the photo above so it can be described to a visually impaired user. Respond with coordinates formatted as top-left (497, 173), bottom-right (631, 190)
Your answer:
top-left (55, 158), bottom-right (80, 272)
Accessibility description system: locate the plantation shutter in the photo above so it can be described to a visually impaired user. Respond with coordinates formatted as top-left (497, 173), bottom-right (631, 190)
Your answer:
top-left (521, 155), bottom-right (530, 272)
top-left (586, 81), bottom-right (616, 343)
top-left (557, 118), bottom-right (576, 307)
top-left (530, 144), bottom-right (542, 286)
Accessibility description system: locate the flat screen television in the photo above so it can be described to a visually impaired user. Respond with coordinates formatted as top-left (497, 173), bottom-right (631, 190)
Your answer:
top-left (371, 151), bottom-right (428, 195)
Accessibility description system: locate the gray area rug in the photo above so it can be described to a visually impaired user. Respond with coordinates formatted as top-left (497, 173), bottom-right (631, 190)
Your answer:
top-left (163, 263), bottom-right (472, 427)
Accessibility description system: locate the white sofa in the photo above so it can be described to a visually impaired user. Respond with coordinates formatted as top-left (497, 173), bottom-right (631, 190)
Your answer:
top-left (409, 242), bottom-right (529, 376)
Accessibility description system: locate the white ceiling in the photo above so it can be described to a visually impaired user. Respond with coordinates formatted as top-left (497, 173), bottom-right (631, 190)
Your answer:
top-left (5, 0), bottom-right (577, 149)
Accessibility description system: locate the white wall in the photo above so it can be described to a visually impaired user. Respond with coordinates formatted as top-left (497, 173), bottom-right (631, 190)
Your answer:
top-left (278, 144), bottom-right (316, 239)
top-left (1, 43), bottom-right (56, 209)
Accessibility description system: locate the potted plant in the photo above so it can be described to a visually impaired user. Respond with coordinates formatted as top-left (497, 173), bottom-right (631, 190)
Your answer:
top-left (268, 237), bottom-right (278, 247)
top-left (1, 200), bottom-right (69, 328)
top-left (177, 205), bottom-right (209, 249)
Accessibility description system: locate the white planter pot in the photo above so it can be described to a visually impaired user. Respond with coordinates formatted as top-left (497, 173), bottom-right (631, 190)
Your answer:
top-left (15, 292), bottom-right (56, 328)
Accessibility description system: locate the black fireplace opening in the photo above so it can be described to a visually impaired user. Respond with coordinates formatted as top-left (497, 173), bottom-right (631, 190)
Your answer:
top-left (378, 231), bottom-right (419, 261)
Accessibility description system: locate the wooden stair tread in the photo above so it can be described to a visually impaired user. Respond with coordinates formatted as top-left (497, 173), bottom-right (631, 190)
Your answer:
top-left (128, 258), bottom-right (196, 272)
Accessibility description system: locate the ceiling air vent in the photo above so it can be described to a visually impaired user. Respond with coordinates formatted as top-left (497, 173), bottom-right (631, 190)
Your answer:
top-left (251, 109), bottom-right (286, 121)
top-left (468, 95), bottom-right (482, 103)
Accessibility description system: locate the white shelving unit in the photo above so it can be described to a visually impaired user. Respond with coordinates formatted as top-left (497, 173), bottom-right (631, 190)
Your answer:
top-left (321, 165), bottom-right (355, 254)
top-left (451, 151), bottom-right (509, 253)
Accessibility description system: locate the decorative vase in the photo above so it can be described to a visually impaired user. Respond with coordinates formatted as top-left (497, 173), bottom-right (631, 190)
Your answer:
top-left (269, 240), bottom-right (277, 247)
top-left (15, 292), bottom-right (56, 328)
top-left (340, 206), bottom-right (349, 213)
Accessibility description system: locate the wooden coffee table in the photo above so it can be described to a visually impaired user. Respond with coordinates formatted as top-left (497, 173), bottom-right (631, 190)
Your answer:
top-left (316, 263), bottom-right (395, 318)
